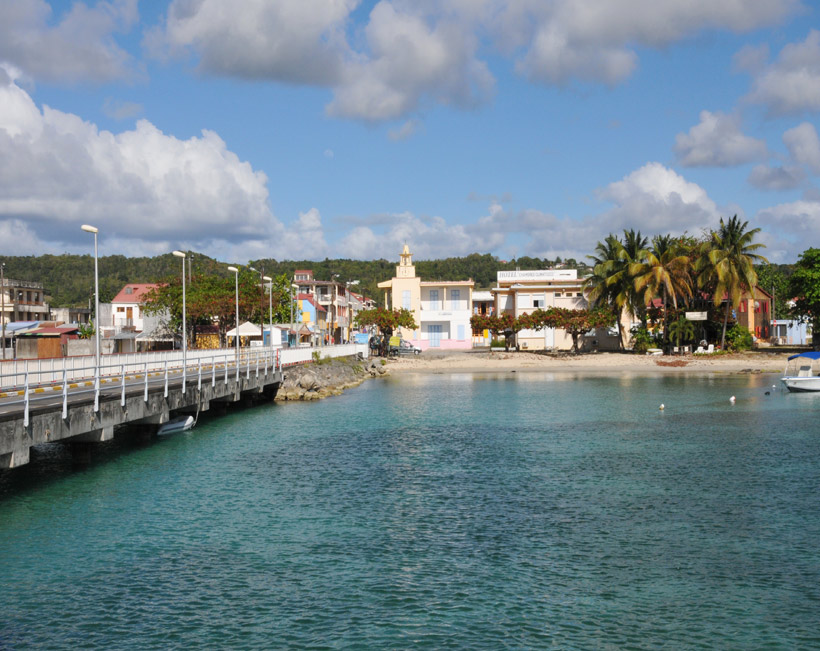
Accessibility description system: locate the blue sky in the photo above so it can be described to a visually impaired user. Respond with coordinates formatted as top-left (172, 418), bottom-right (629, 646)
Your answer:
top-left (1, 0), bottom-right (819, 264)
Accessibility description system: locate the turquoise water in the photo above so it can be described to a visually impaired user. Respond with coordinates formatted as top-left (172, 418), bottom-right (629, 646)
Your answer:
top-left (1, 372), bottom-right (819, 648)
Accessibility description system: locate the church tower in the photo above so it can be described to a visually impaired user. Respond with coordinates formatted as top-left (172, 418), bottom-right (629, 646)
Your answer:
top-left (397, 244), bottom-right (415, 278)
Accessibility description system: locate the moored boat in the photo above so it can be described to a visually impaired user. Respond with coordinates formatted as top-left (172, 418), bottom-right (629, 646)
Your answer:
top-left (781, 351), bottom-right (820, 392)
top-left (157, 415), bottom-right (195, 436)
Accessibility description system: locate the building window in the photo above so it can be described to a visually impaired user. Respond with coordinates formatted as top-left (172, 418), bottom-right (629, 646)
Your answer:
top-left (451, 289), bottom-right (460, 310)
top-left (402, 290), bottom-right (411, 310)
top-left (429, 290), bottom-right (439, 310)
top-left (457, 324), bottom-right (466, 340)
top-left (533, 295), bottom-right (545, 308)
top-left (125, 287), bottom-right (133, 294)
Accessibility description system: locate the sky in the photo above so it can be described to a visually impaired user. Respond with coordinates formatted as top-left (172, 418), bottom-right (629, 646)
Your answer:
top-left (1, 0), bottom-right (819, 265)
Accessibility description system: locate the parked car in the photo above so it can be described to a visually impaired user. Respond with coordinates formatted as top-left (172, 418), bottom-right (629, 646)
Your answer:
top-left (389, 336), bottom-right (421, 356)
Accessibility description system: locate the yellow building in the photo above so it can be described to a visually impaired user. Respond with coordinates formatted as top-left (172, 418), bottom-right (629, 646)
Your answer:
top-left (378, 245), bottom-right (474, 350)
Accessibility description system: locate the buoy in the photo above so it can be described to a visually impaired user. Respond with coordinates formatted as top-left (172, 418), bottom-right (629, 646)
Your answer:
top-left (765, 391), bottom-right (770, 395)
top-left (730, 396), bottom-right (736, 403)
top-left (659, 403), bottom-right (665, 410)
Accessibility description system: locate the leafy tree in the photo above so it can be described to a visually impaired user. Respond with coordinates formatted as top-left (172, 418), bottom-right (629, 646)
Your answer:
top-left (755, 263), bottom-right (791, 319)
top-left (631, 234), bottom-right (693, 351)
top-left (696, 216), bottom-right (767, 350)
top-left (788, 248), bottom-right (820, 351)
top-left (668, 316), bottom-right (695, 352)
top-left (551, 306), bottom-right (616, 353)
top-left (355, 307), bottom-right (418, 356)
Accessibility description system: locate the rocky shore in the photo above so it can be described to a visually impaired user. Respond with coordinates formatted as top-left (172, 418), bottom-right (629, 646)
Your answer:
top-left (275, 356), bottom-right (389, 401)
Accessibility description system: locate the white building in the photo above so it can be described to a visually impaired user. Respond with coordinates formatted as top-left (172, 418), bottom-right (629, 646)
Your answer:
top-left (377, 245), bottom-right (474, 350)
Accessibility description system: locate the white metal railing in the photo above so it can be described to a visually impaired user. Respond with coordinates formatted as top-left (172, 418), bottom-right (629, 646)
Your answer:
top-left (0, 343), bottom-right (368, 428)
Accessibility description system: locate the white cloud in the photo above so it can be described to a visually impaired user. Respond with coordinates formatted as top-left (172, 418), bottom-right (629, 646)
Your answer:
top-left (748, 164), bottom-right (804, 190)
top-left (756, 199), bottom-right (820, 254)
top-left (0, 71), bottom-right (280, 256)
top-left (326, 2), bottom-right (494, 121)
top-left (388, 118), bottom-right (423, 141)
top-left (746, 29), bottom-right (820, 116)
top-left (147, 0), bottom-right (800, 123)
top-left (148, 0), bottom-right (354, 85)
top-left (0, 0), bottom-right (138, 83)
top-left (783, 121), bottom-right (820, 173)
top-left (675, 111), bottom-right (768, 167)
top-left (504, 0), bottom-right (799, 85)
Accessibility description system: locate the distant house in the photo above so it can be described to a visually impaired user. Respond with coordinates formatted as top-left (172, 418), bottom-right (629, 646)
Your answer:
top-left (296, 293), bottom-right (327, 345)
top-left (0, 278), bottom-right (49, 324)
top-left (108, 284), bottom-right (159, 334)
top-left (377, 245), bottom-right (474, 350)
top-left (492, 268), bottom-right (620, 351)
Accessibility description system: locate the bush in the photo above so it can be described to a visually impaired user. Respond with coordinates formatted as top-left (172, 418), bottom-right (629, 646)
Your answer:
top-left (490, 339), bottom-right (506, 348)
top-left (726, 324), bottom-right (753, 351)
top-left (630, 326), bottom-right (653, 354)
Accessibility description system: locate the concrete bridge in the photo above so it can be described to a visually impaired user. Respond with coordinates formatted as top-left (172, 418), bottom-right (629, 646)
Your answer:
top-left (0, 344), bottom-right (368, 468)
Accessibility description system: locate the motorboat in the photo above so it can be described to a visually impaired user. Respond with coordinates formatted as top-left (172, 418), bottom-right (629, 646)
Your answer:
top-left (157, 415), bottom-right (195, 436)
top-left (781, 351), bottom-right (820, 392)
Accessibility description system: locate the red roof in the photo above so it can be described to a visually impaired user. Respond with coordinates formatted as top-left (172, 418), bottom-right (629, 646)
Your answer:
top-left (112, 283), bottom-right (160, 304)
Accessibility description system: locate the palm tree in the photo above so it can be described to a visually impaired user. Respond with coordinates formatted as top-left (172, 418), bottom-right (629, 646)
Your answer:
top-left (668, 316), bottom-right (695, 352)
top-left (697, 215), bottom-right (768, 349)
top-left (585, 235), bottom-right (627, 349)
top-left (584, 230), bottom-right (648, 350)
top-left (630, 235), bottom-right (693, 351)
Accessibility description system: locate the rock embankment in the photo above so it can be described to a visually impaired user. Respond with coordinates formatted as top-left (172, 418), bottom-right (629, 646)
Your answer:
top-left (275, 356), bottom-right (389, 401)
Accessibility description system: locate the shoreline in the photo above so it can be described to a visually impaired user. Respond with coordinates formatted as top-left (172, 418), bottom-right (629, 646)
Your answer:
top-left (385, 349), bottom-right (792, 376)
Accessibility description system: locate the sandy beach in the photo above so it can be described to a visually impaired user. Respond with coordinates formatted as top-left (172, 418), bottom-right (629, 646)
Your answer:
top-left (386, 348), bottom-right (793, 376)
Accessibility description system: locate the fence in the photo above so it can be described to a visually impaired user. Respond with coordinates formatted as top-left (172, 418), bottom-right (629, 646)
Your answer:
top-left (1, 343), bottom-right (368, 428)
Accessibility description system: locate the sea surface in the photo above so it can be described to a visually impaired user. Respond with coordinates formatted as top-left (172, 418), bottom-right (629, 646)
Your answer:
top-left (1, 372), bottom-right (819, 649)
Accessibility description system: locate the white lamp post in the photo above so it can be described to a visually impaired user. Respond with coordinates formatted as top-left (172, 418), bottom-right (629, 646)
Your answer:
top-left (81, 225), bottom-right (100, 376)
top-left (263, 275), bottom-right (272, 350)
top-left (227, 266), bottom-right (240, 366)
top-left (173, 250), bottom-right (187, 393)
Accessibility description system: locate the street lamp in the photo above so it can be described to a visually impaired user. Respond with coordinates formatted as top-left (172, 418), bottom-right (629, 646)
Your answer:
top-left (263, 275), bottom-right (273, 350)
top-left (173, 250), bottom-right (187, 393)
top-left (81, 225), bottom-right (100, 376)
top-left (227, 266), bottom-right (239, 366)
top-left (1, 261), bottom-right (5, 360)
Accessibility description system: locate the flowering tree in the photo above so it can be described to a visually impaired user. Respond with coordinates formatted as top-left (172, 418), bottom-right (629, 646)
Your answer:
top-left (355, 307), bottom-right (418, 356)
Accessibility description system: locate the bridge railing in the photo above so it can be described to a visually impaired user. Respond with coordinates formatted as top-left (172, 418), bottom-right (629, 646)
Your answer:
top-left (0, 343), bottom-right (369, 427)
top-left (0, 343), bottom-right (368, 389)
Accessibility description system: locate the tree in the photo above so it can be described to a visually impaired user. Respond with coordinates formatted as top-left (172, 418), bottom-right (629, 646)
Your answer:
top-left (585, 230), bottom-right (648, 349)
top-left (788, 248), bottom-right (820, 351)
top-left (631, 235), bottom-right (693, 351)
top-left (668, 316), bottom-right (695, 352)
top-left (697, 216), bottom-right (767, 349)
top-left (551, 306), bottom-right (616, 353)
top-left (355, 307), bottom-right (418, 356)
top-left (143, 270), bottom-right (266, 348)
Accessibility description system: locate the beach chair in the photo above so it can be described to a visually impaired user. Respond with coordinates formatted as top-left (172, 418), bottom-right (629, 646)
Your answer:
top-left (706, 344), bottom-right (714, 353)
top-left (694, 345), bottom-right (705, 354)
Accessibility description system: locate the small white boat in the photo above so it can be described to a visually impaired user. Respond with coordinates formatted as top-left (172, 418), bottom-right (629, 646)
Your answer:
top-left (157, 415), bottom-right (195, 436)
top-left (781, 352), bottom-right (820, 393)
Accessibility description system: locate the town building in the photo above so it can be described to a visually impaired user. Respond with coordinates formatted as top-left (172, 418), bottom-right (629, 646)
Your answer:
top-left (108, 283), bottom-right (159, 335)
top-left (492, 268), bottom-right (619, 351)
top-left (377, 245), bottom-right (474, 350)
top-left (0, 278), bottom-right (49, 324)
top-left (293, 270), bottom-right (364, 343)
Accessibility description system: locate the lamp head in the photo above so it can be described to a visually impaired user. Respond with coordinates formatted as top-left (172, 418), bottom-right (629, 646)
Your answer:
top-left (263, 276), bottom-right (272, 282)
top-left (227, 266), bottom-right (239, 273)
top-left (172, 250), bottom-right (186, 258)
top-left (81, 224), bottom-right (98, 234)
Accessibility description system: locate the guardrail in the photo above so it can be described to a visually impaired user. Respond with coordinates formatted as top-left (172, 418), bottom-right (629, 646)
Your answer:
top-left (0, 343), bottom-right (368, 428)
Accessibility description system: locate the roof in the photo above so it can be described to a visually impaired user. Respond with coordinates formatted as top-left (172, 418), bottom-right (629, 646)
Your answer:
top-left (17, 325), bottom-right (79, 337)
top-left (226, 321), bottom-right (262, 337)
top-left (112, 283), bottom-right (160, 304)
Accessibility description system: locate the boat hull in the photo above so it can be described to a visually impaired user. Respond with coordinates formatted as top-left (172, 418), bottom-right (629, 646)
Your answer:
top-left (157, 415), bottom-right (195, 435)
top-left (781, 377), bottom-right (820, 392)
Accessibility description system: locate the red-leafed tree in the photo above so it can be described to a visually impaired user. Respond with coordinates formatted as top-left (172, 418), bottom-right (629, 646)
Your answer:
top-left (355, 307), bottom-right (418, 356)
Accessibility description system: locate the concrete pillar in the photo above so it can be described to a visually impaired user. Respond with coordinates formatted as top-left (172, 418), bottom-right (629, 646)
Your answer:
top-left (0, 447), bottom-right (30, 469)
top-left (70, 426), bottom-right (114, 443)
